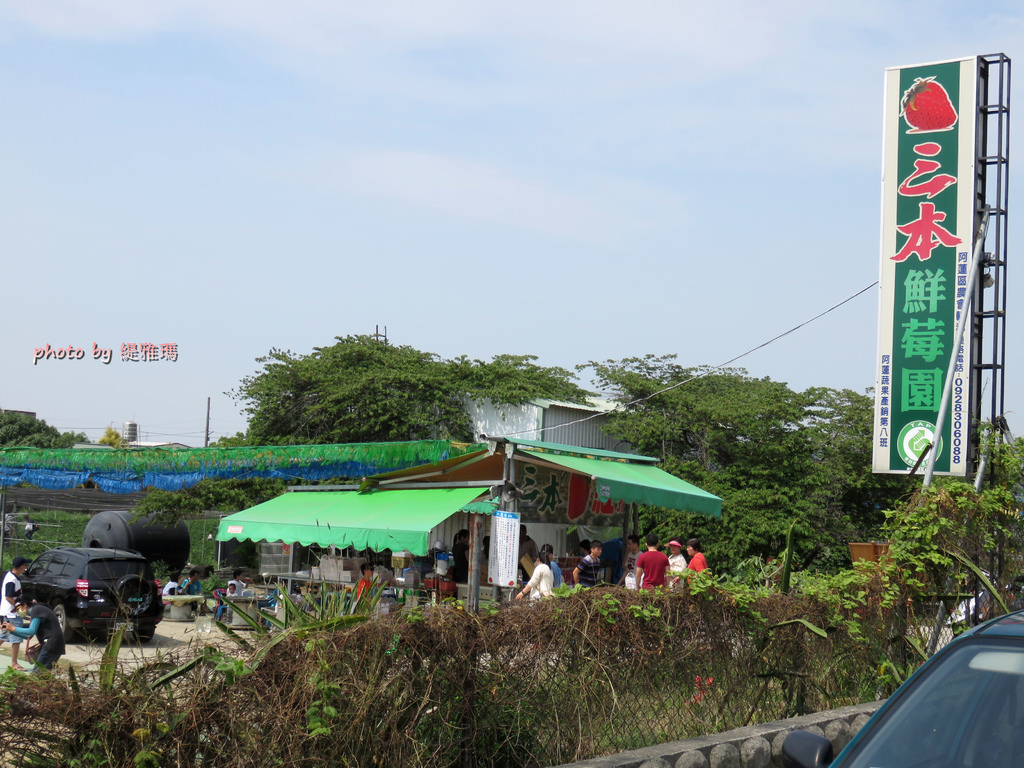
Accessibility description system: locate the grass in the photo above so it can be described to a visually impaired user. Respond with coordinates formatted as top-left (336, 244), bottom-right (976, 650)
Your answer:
top-left (0, 509), bottom-right (224, 573)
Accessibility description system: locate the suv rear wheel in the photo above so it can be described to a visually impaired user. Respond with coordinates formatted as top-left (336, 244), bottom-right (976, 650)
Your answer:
top-left (51, 603), bottom-right (76, 643)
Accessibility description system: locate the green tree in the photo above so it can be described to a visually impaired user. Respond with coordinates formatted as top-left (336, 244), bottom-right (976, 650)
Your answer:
top-left (803, 386), bottom-right (916, 570)
top-left (98, 426), bottom-right (124, 448)
top-left (587, 358), bottom-right (816, 571)
top-left (0, 411), bottom-right (86, 449)
top-left (212, 432), bottom-right (249, 447)
top-left (230, 335), bottom-right (591, 445)
top-left (134, 478), bottom-right (287, 527)
top-left (585, 357), bottom-right (911, 573)
top-left (454, 353), bottom-right (591, 407)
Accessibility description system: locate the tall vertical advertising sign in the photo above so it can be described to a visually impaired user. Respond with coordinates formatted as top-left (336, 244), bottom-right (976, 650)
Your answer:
top-left (874, 57), bottom-right (979, 475)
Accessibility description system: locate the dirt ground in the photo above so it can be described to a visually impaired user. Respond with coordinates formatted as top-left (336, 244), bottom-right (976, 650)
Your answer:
top-left (0, 615), bottom-right (226, 674)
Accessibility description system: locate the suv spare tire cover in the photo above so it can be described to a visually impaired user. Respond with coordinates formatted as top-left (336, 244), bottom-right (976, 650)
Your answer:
top-left (116, 574), bottom-right (153, 616)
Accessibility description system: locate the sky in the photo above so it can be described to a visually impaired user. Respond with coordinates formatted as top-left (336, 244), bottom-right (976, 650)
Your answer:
top-left (1, 0), bottom-right (1022, 446)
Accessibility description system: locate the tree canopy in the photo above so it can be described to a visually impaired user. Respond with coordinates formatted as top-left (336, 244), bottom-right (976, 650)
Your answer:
top-left (97, 426), bottom-right (124, 448)
top-left (585, 356), bottom-right (916, 573)
top-left (229, 335), bottom-right (592, 445)
top-left (0, 411), bottom-right (86, 449)
top-left (134, 477), bottom-right (287, 527)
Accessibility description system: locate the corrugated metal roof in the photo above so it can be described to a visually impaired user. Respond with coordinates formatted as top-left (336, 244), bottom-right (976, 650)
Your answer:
top-left (529, 397), bottom-right (619, 413)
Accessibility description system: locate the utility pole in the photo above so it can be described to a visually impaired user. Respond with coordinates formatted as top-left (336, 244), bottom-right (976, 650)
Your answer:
top-left (204, 397), bottom-right (211, 448)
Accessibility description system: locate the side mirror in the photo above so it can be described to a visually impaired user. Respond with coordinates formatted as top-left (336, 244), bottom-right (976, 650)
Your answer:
top-left (782, 730), bottom-right (834, 768)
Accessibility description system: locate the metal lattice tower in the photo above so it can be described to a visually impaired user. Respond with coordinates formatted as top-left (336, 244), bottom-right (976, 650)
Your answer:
top-left (969, 53), bottom-right (1011, 465)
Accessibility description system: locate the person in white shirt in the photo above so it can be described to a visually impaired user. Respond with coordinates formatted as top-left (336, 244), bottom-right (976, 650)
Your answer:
top-left (667, 540), bottom-right (689, 589)
top-left (515, 550), bottom-right (554, 601)
top-left (0, 557), bottom-right (31, 670)
top-left (228, 569), bottom-right (248, 594)
top-left (162, 574), bottom-right (180, 597)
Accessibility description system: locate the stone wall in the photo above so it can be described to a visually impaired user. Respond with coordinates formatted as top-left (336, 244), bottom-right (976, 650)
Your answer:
top-left (549, 700), bottom-right (885, 768)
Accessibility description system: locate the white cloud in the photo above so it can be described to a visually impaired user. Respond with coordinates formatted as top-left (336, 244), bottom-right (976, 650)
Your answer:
top-left (0, 1), bottom-right (840, 76)
top-left (304, 148), bottom-right (659, 242)
top-left (0, 0), bottom-right (189, 38)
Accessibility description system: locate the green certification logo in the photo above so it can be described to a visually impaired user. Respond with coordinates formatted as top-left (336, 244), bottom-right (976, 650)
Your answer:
top-left (897, 420), bottom-right (941, 468)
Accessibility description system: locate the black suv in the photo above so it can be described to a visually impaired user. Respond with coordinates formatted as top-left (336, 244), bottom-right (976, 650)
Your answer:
top-left (19, 547), bottom-right (164, 642)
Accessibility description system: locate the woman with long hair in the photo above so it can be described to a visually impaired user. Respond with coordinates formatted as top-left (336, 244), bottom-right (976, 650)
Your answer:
top-left (515, 548), bottom-right (554, 600)
top-left (541, 543), bottom-right (562, 588)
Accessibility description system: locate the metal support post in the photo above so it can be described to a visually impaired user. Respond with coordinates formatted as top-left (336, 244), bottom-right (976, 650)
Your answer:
top-left (923, 209), bottom-right (990, 486)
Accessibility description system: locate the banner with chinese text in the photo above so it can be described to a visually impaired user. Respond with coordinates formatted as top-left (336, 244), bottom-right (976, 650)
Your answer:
top-left (873, 57), bottom-right (979, 475)
top-left (517, 463), bottom-right (624, 524)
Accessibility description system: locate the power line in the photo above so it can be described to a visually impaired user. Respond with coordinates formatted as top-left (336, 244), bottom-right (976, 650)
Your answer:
top-left (498, 281), bottom-right (880, 439)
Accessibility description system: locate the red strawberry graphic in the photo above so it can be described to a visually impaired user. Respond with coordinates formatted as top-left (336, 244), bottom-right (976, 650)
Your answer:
top-left (901, 77), bottom-right (958, 133)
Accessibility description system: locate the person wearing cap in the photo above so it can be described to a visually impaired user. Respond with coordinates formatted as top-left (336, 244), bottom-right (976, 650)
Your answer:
top-left (0, 557), bottom-right (31, 670)
top-left (2, 597), bottom-right (64, 673)
top-left (667, 540), bottom-right (689, 588)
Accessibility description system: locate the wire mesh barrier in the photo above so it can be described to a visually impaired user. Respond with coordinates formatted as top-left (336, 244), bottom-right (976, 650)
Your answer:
top-left (0, 583), bottom-right (908, 768)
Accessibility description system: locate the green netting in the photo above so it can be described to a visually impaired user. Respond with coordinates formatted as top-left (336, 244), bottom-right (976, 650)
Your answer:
top-left (0, 441), bottom-right (486, 493)
top-left (0, 440), bottom-right (481, 473)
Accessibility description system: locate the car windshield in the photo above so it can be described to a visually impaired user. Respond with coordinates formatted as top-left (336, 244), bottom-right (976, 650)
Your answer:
top-left (87, 559), bottom-right (146, 582)
top-left (841, 639), bottom-right (1024, 768)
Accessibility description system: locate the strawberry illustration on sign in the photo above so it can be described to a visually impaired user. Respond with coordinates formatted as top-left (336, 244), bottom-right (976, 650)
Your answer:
top-left (901, 77), bottom-right (958, 133)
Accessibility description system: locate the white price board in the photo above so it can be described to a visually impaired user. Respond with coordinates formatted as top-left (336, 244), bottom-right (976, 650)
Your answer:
top-left (488, 509), bottom-right (520, 587)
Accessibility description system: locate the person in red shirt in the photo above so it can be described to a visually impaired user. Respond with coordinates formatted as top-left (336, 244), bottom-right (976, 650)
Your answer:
top-left (634, 533), bottom-right (669, 590)
top-left (686, 539), bottom-right (709, 572)
top-left (355, 562), bottom-right (375, 600)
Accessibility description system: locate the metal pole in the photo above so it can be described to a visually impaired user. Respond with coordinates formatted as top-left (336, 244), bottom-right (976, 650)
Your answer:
top-left (0, 490), bottom-right (6, 568)
top-left (973, 423), bottom-right (992, 492)
top-left (467, 513), bottom-right (484, 614)
top-left (923, 209), bottom-right (991, 486)
top-left (508, 448), bottom-right (518, 601)
top-left (215, 514), bottom-right (224, 570)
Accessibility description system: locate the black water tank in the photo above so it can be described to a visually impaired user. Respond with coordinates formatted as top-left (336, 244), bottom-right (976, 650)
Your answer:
top-left (82, 510), bottom-right (191, 572)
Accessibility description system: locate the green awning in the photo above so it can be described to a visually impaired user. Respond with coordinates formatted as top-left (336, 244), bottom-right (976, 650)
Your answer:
top-left (509, 438), bottom-right (660, 464)
top-left (518, 449), bottom-right (721, 517)
top-left (216, 486), bottom-right (490, 555)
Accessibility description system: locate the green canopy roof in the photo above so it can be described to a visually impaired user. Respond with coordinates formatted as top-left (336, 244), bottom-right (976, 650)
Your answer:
top-left (216, 486), bottom-right (489, 554)
top-left (509, 438), bottom-right (659, 464)
top-left (517, 449), bottom-right (721, 517)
